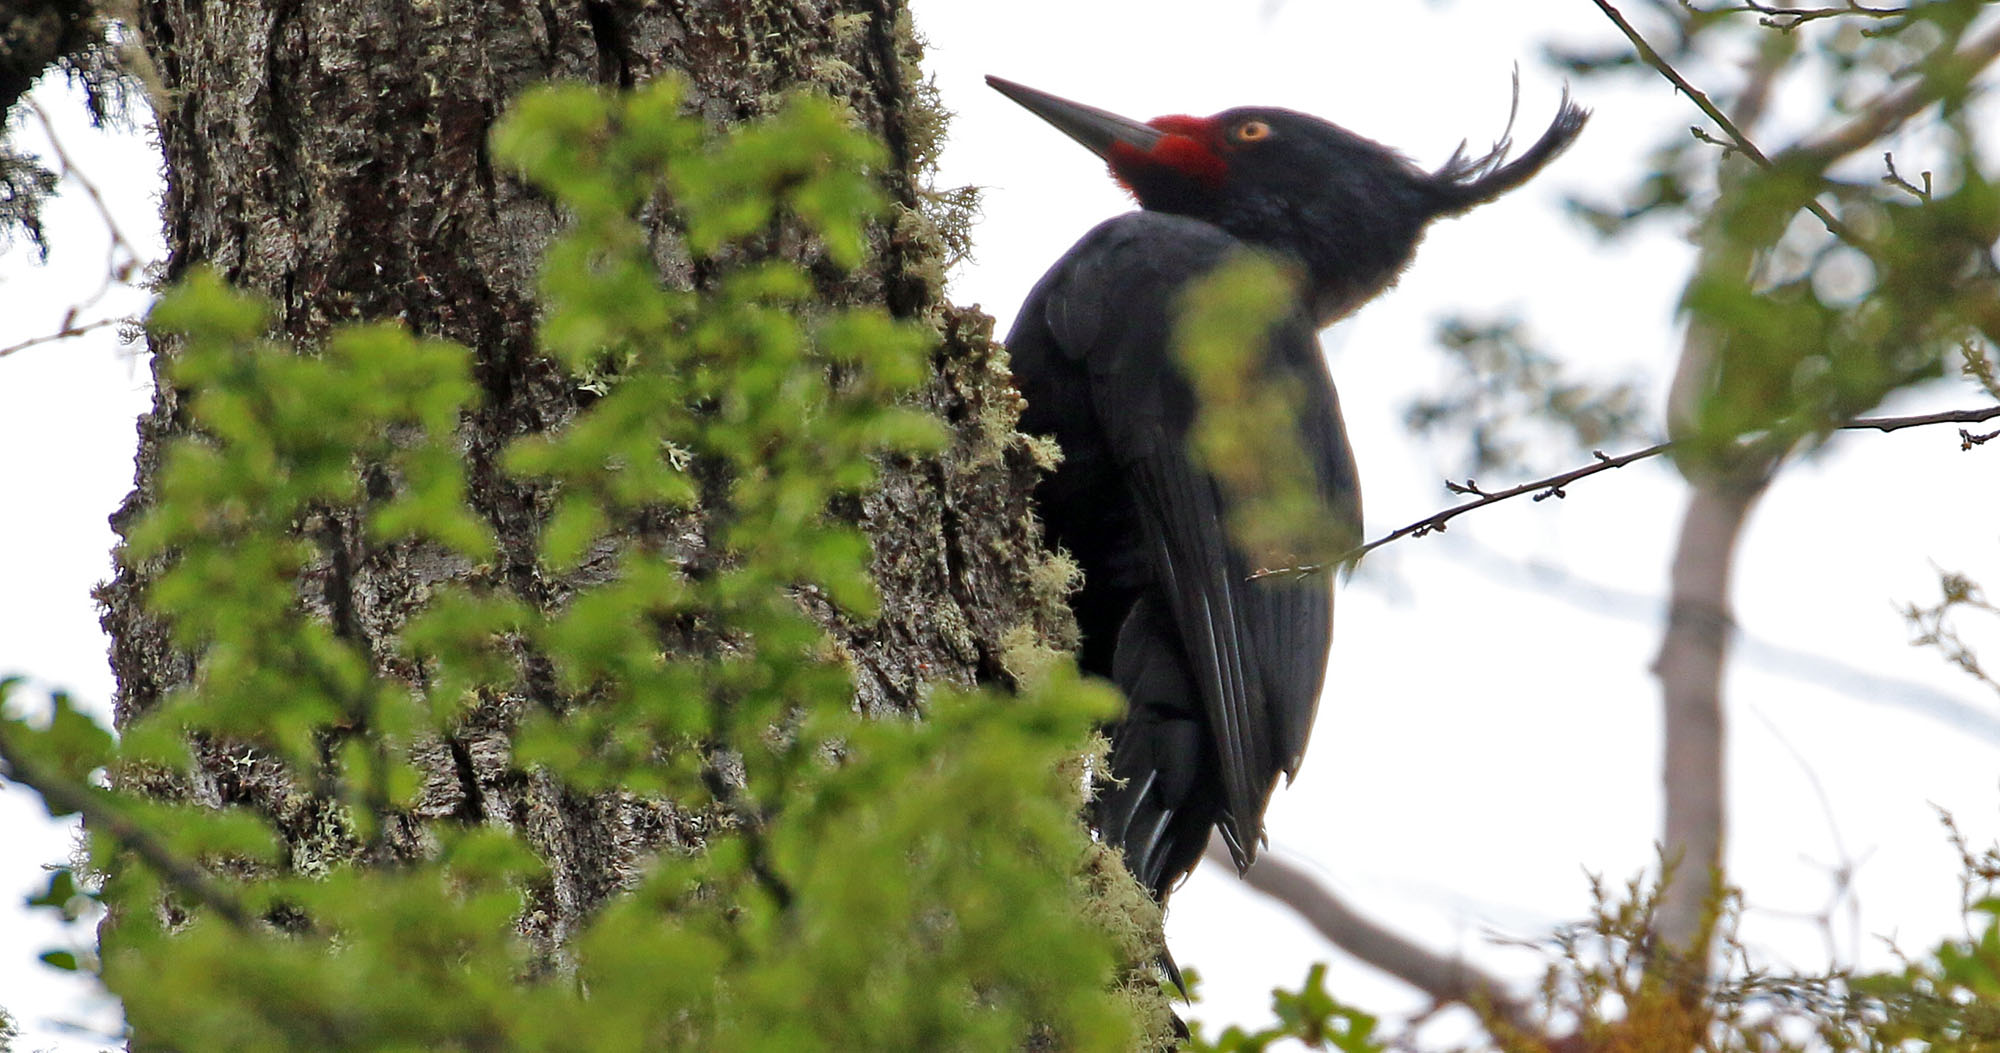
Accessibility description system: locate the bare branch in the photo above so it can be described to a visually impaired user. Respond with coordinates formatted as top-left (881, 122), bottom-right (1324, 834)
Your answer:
top-left (24, 96), bottom-right (147, 281)
top-left (1591, 2), bottom-right (1770, 165)
top-left (1787, 18), bottom-right (2000, 167)
top-left (1903, 570), bottom-right (2000, 700)
top-left (1881, 152), bottom-right (1932, 202)
top-left (1712, 1), bottom-right (1907, 31)
top-left (13, 94), bottom-right (152, 359)
top-left (1304, 441), bottom-right (1666, 573)
top-left (1588, 0), bottom-right (1856, 242)
top-left (1845, 404), bottom-right (2000, 431)
top-left (1210, 838), bottom-right (1552, 1043)
top-left (0, 314), bottom-right (127, 358)
top-left (1248, 402), bottom-right (2000, 582)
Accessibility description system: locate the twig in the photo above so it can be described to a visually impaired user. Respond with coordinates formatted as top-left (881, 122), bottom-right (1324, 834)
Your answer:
top-left (24, 96), bottom-right (148, 291)
top-left (11, 93), bottom-right (152, 360)
top-left (1787, 18), bottom-right (2000, 166)
top-left (1595, 2), bottom-right (1772, 162)
top-left (1588, 0), bottom-right (1857, 243)
top-left (1251, 445), bottom-right (1664, 582)
top-left (1721, 1), bottom-right (1906, 30)
top-left (0, 314), bottom-right (127, 358)
top-left (1249, 402), bottom-right (2000, 581)
top-left (1444, 478), bottom-right (1491, 498)
top-left (1746, 703), bottom-right (1866, 966)
top-left (1211, 839), bottom-right (1552, 1044)
top-left (0, 733), bottom-right (254, 930)
top-left (1350, 443), bottom-right (1665, 564)
top-left (700, 753), bottom-right (795, 911)
top-left (1881, 152), bottom-right (1932, 201)
top-left (1844, 404), bottom-right (2000, 431)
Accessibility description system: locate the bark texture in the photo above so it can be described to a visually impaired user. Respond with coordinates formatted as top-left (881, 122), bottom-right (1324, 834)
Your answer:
top-left (100, 0), bottom-right (1101, 976)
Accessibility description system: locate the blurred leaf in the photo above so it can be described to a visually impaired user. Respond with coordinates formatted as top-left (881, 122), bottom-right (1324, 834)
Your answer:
top-left (1408, 316), bottom-right (1652, 475)
top-left (1175, 251), bottom-right (1359, 567)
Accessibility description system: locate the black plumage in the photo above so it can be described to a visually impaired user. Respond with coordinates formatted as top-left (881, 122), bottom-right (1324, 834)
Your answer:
top-left (991, 76), bottom-right (1586, 901)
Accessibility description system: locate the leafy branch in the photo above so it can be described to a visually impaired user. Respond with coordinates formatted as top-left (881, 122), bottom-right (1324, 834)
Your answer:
top-left (2, 77), bottom-right (1152, 1050)
top-left (0, 685), bottom-right (252, 930)
top-left (1591, 0), bottom-right (2000, 248)
top-left (1588, 0), bottom-right (1855, 243)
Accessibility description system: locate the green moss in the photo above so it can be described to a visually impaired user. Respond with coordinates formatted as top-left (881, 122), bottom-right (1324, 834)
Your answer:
top-left (997, 622), bottom-right (1064, 687)
top-left (1021, 431), bottom-right (1065, 472)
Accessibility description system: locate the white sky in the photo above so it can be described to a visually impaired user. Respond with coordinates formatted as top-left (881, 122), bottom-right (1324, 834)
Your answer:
top-left (4, 4), bottom-right (1999, 1049)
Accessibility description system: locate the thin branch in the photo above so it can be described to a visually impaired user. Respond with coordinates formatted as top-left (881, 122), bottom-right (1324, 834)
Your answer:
top-left (700, 754), bottom-right (795, 911)
top-left (1250, 402), bottom-right (2000, 581)
top-left (1210, 838), bottom-right (1552, 1044)
top-left (1787, 18), bottom-right (2000, 166)
top-left (1337, 442), bottom-right (1666, 568)
top-left (1745, 703), bottom-right (1866, 966)
top-left (0, 314), bottom-right (128, 358)
top-left (1593, 1), bottom-right (1772, 162)
top-left (1844, 404), bottom-right (2000, 431)
top-left (1588, 0), bottom-right (1857, 242)
top-left (1881, 152), bottom-right (1932, 201)
top-left (24, 96), bottom-right (148, 290)
top-left (10, 92), bottom-right (154, 359)
top-left (1718, 1), bottom-right (1907, 31)
top-left (0, 735), bottom-right (254, 930)
top-left (1429, 444), bottom-right (1655, 519)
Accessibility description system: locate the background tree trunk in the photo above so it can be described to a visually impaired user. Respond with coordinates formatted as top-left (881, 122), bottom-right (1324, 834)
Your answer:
top-left (98, 0), bottom-right (1093, 971)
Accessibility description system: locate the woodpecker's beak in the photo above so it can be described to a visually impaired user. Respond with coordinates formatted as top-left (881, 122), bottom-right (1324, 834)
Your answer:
top-left (986, 76), bottom-right (1165, 162)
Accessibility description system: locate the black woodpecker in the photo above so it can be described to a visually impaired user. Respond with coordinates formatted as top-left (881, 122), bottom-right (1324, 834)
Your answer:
top-left (990, 75), bottom-right (1586, 903)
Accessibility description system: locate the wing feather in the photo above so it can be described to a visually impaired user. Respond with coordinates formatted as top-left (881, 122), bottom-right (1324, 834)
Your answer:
top-left (1028, 211), bottom-right (1360, 871)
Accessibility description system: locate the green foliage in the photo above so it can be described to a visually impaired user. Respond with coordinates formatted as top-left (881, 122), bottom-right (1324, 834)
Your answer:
top-left (1408, 316), bottom-right (1651, 475)
top-left (1850, 898), bottom-right (2000, 1049)
top-left (1552, 0), bottom-right (2000, 473)
top-left (1174, 251), bottom-right (1359, 569)
top-left (1485, 844), bottom-right (2000, 1053)
top-left (0, 76), bottom-right (1138, 1050)
top-left (1677, 151), bottom-right (1991, 466)
top-left (1187, 965), bottom-right (1384, 1053)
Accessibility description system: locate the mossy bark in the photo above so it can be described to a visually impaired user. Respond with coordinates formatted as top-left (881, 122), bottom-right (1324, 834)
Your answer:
top-left (94, 0), bottom-right (1170, 1039)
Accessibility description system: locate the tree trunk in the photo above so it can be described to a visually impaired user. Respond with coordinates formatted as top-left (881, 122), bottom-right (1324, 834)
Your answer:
top-left (100, 0), bottom-right (1104, 977)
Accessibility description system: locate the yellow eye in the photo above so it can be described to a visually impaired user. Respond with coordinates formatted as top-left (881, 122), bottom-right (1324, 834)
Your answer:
top-left (1235, 120), bottom-right (1272, 143)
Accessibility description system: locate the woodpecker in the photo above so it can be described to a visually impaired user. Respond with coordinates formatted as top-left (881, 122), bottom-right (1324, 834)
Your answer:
top-left (990, 76), bottom-right (1586, 903)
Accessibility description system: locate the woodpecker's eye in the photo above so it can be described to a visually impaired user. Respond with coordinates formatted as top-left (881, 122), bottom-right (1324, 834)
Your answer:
top-left (1234, 120), bottom-right (1272, 143)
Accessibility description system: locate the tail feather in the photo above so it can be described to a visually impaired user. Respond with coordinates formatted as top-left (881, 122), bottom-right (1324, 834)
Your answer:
top-left (1094, 594), bottom-right (1229, 899)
